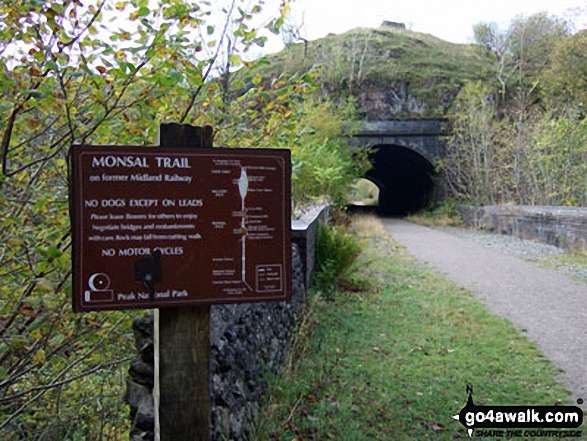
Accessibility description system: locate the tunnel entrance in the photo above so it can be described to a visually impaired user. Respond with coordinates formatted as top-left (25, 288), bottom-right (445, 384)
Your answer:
top-left (366, 145), bottom-right (436, 216)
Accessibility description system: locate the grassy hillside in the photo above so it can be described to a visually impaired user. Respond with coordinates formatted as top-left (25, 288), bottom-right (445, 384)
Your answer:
top-left (255, 26), bottom-right (496, 118)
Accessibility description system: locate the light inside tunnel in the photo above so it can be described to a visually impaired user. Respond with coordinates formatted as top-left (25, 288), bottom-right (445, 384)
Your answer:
top-left (366, 145), bottom-right (435, 216)
top-left (348, 178), bottom-right (380, 206)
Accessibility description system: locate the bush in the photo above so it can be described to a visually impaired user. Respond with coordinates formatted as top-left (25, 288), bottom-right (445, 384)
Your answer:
top-left (286, 98), bottom-right (372, 209)
top-left (315, 223), bottom-right (364, 293)
top-left (406, 203), bottom-right (463, 227)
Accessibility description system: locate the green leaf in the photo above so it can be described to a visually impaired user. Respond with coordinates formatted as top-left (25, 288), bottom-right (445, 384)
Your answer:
top-left (26, 89), bottom-right (46, 100)
top-left (229, 54), bottom-right (242, 67)
top-left (33, 348), bottom-right (46, 364)
top-left (46, 246), bottom-right (62, 259)
top-left (46, 59), bottom-right (59, 72)
top-left (269, 17), bottom-right (284, 35)
top-left (255, 36), bottom-right (267, 47)
top-left (138, 6), bottom-right (149, 16)
top-left (207, 25), bottom-right (214, 35)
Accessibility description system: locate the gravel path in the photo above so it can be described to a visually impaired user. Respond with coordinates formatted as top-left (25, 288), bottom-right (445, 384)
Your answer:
top-left (381, 218), bottom-right (587, 403)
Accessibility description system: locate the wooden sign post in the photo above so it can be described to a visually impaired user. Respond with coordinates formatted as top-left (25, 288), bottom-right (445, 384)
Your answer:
top-left (155, 123), bottom-right (213, 441)
top-left (69, 123), bottom-right (291, 439)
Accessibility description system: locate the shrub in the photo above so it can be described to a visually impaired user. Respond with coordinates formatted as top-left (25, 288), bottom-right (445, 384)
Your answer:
top-left (406, 203), bottom-right (463, 227)
top-left (286, 98), bottom-right (372, 209)
top-left (315, 223), bottom-right (364, 293)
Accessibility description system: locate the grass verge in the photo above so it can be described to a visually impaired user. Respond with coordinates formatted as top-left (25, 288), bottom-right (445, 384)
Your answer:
top-left (254, 214), bottom-right (584, 440)
top-left (536, 251), bottom-right (587, 284)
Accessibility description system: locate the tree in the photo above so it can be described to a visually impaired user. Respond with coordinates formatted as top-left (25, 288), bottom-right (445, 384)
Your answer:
top-left (443, 83), bottom-right (502, 205)
top-left (473, 22), bottom-right (511, 101)
top-left (543, 30), bottom-right (587, 116)
top-left (507, 12), bottom-right (570, 84)
top-left (0, 1), bottom-right (327, 438)
top-left (472, 13), bottom-right (570, 104)
top-left (0, 6), bottom-right (371, 435)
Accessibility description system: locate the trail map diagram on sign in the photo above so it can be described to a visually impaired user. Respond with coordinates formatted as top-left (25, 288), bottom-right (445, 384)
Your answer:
top-left (71, 146), bottom-right (291, 312)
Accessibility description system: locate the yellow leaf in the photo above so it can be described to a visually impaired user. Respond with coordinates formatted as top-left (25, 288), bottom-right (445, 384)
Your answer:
top-left (33, 349), bottom-right (46, 364)
top-left (281, 1), bottom-right (290, 18)
top-left (37, 278), bottom-right (54, 293)
top-left (31, 328), bottom-right (44, 340)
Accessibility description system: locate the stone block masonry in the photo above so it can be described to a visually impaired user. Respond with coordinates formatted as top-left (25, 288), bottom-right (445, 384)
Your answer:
top-left (125, 205), bottom-right (329, 440)
top-left (458, 205), bottom-right (587, 252)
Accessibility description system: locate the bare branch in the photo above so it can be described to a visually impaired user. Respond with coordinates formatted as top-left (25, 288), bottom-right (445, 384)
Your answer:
top-left (0, 356), bottom-right (133, 405)
top-left (179, 0), bottom-right (237, 123)
top-left (0, 317), bottom-right (128, 430)
top-left (57, 0), bottom-right (107, 52)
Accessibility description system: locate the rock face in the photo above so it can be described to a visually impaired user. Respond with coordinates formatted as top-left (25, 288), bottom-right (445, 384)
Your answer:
top-left (126, 206), bottom-right (330, 440)
top-left (358, 81), bottom-right (428, 119)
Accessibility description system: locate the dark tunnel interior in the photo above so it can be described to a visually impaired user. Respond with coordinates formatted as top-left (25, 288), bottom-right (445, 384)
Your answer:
top-left (365, 145), bottom-right (436, 216)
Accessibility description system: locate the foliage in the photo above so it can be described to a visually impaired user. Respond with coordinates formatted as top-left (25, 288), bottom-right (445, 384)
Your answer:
top-left (255, 215), bottom-right (575, 440)
top-left (441, 82), bottom-right (502, 205)
top-left (283, 98), bottom-right (371, 209)
top-left (315, 223), bottom-right (364, 294)
top-left (505, 12), bottom-right (570, 86)
top-left (473, 13), bottom-right (570, 100)
top-left (443, 79), bottom-right (587, 207)
top-left (443, 81), bottom-right (587, 207)
top-left (348, 178), bottom-right (379, 205)
top-left (0, 0), bottom-right (358, 438)
top-left (405, 203), bottom-right (463, 227)
top-left (447, 13), bottom-right (585, 208)
top-left (525, 116), bottom-right (587, 206)
top-left (543, 30), bottom-right (587, 115)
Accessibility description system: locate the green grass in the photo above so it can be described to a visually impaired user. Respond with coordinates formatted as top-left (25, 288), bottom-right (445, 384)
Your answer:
top-left (535, 251), bottom-right (587, 285)
top-left (254, 215), bottom-right (584, 440)
top-left (547, 251), bottom-right (587, 271)
top-left (405, 203), bottom-right (464, 227)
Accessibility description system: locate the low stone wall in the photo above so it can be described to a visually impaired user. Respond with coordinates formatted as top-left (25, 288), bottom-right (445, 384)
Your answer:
top-left (125, 205), bottom-right (329, 440)
top-left (292, 204), bottom-right (331, 289)
top-left (458, 205), bottom-right (587, 252)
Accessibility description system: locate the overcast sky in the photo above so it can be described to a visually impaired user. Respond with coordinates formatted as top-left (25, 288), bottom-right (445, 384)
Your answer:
top-left (283, 0), bottom-right (586, 45)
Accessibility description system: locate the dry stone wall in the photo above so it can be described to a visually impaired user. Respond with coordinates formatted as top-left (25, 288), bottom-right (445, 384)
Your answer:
top-left (458, 205), bottom-right (587, 252)
top-left (125, 205), bottom-right (330, 440)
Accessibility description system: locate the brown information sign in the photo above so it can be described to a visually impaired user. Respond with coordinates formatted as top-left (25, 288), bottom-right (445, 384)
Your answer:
top-left (70, 145), bottom-right (291, 312)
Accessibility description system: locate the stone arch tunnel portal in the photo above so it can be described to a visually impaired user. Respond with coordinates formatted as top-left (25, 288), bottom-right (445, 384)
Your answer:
top-left (365, 144), bottom-right (436, 216)
top-left (350, 119), bottom-right (448, 216)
